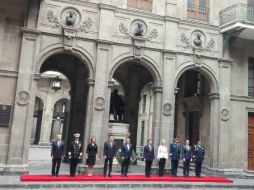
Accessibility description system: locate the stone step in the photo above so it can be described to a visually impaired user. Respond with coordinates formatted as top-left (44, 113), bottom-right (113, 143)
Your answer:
top-left (0, 182), bottom-right (253, 190)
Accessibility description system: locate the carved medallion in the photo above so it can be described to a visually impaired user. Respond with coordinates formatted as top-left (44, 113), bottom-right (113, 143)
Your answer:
top-left (61, 8), bottom-right (81, 27)
top-left (94, 96), bottom-right (105, 110)
top-left (221, 108), bottom-right (230, 121)
top-left (131, 20), bottom-right (147, 37)
top-left (163, 103), bottom-right (172, 116)
top-left (17, 91), bottom-right (30, 105)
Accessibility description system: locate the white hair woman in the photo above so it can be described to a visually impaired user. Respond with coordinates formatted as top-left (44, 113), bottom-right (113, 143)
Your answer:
top-left (157, 138), bottom-right (168, 177)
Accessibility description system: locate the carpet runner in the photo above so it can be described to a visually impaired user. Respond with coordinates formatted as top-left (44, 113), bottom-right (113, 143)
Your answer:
top-left (20, 174), bottom-right (233, 183)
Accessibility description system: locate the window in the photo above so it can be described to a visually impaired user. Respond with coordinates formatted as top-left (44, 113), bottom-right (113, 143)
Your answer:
top-left (142, 95), bottom-right (147, 113)
top-left (249, 58), bottom-right (254, 96)
top-left (128, 0), bottom-right (152, 11)
top-left (187, 0), bottom-right (209, 21)
top-left (141, 121), bottom-right (145, 146)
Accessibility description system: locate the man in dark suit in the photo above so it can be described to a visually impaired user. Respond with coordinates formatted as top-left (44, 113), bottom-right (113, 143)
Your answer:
top-left (103, 135), bottom-right (116, 177)
top-left (68, 133), bottom-right (82, 177)
top-left (143, 138), bottom-right (154, 177)
top-left (182, 139), bottom-right (192, 177)
top-left (51, 134), bottom-right (65, 177)
top-left (169, 137), bottom-right (181, 177)
top-left (121, 137), bottom-right (132, 177)
top-left (194, 138), bottom-right (205, 178)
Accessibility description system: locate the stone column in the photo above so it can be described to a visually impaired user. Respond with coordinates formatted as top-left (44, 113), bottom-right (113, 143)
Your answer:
top-left (218, 59), bottom-right (232, 171)
top-left (151, 86), bottom-right (163, 153)
top-left (208, 93), bottom-right (220, 173)
top-left (6, 29), bottom-right (40, 174)
top-left (82, 79), bottom-right (95, 162)
top-left (39, 95), bottom-right (54, 145)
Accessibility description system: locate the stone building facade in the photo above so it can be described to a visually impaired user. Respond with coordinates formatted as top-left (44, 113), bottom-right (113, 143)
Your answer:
top-left (0, 0), bottom-right (254, 177)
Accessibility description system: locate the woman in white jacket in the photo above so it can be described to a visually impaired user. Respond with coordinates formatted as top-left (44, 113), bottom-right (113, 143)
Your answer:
top-left (157, 138), bottom-right (168, 177)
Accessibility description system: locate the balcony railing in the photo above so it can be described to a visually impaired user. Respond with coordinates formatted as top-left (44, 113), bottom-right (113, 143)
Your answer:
top-left (220, 4), bottom-right (254, 26)
top-left (187, 4), bottom-right (210, 22)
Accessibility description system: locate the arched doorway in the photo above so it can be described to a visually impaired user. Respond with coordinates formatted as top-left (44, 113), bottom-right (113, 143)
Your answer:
top-left (175, 69), bottom-right (211, 153)
top-left (39, 53), bottom-right (91, 145)
top-left (110, 59), bottom-right (160, 150)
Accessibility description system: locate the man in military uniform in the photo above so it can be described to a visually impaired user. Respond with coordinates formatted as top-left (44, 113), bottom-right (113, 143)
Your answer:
top-left (68, 133), bottom-right (82, 177)
top-left (193, 138), bottom-right (205, 178)
top-left (169, 137), bottom-right (181, 177)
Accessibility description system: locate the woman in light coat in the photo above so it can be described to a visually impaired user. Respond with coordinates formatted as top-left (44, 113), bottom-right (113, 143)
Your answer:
top-left (157, 138), bottom-right (168, 177)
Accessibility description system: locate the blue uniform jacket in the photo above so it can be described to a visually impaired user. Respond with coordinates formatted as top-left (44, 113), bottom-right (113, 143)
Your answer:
top-left (169, 143), bottom-right (181, 160)
top-left (194, 144), bottom-right (205, 162)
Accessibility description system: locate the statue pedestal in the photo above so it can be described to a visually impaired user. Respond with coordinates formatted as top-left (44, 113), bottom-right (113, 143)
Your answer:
top-left (108, 122), bottom-right (130, 165)
top-left (79, 122), bottom-right (130, 174)
top-left (108, 122), bottom-right (130, 139)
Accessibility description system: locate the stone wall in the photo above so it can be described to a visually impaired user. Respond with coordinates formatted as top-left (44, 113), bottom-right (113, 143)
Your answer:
top-left (0, 0), bottom-right (25, 165)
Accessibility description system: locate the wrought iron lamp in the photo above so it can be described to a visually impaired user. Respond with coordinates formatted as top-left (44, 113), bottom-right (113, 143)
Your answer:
top-left (52, 76), bottom-right (62, 91)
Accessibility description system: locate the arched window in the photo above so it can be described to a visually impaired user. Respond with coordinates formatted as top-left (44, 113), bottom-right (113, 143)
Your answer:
top-left (128, 0), bottom-right (153, 11)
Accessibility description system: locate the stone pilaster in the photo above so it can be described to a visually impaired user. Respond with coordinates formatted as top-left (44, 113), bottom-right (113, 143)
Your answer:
top-left (161, 53), bottom-right (176, 143)
top-left (90, 43), bottom-right (111, 160)
top-left (6, 29), bottom-right (40, 174)
top-left (218, 59), bottom-right (232, 170)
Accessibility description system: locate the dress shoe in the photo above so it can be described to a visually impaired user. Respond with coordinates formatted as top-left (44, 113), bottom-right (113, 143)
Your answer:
top-left (108, 174), bottom-right (112, 177)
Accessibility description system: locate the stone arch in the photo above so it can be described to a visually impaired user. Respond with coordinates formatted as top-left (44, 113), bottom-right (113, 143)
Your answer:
top-left (36, 47), bottom-right (95, 80)
top-left (109, 56), bottom-right (162, 87)
top-left (175, 63), bottom-right (219, 94)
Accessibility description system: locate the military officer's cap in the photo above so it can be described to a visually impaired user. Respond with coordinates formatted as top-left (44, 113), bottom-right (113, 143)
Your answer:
top-left (74, 133), bottom-right (80, 137)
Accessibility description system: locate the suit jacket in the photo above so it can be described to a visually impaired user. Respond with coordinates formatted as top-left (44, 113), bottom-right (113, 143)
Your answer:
top-left (121, 143), bottom-right (132, 159)
top-left (69, 141), bottom-right (82, 159)
top-left (169, 143), bottom-right (181, 160)
top-left (51, 140), bottom-right (65, 158)
top-left (182, 145), bottom-right (192, 160)
top-left (143, 144), bottom-right (154, 161)
top-left (103, 141), bottom-right (116, 159)
top-left (194, 144), bottom-right (205, 162)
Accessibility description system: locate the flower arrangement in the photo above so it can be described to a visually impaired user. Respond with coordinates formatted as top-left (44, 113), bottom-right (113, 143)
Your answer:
top-left (115, 148), bottom-right (137, 165)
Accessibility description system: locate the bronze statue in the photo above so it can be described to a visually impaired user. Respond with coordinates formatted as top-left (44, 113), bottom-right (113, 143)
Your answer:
top-left (109, 89), bottom-right (125, 122)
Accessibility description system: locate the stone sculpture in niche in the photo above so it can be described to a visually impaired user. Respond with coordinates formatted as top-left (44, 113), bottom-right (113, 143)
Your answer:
top-left (65, 11), bottom-right (77, 26)
top-left (193, 34), bottom-right (203, 47)
top-left (134, 22), bottom-right (145, 37)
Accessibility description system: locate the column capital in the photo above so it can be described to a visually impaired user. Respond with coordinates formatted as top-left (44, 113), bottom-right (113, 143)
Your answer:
top-left (152, 86), bottom-right (163, 93)
top-left (108, 80), bottom-right (115, 88)
top-left (86, 78), bottom-right (95, 86)
top-left (208, 93), bottom-right (220, 100)
top-left (218, 58), bottom-right (233, 68)
top-left (174, 88), bottom-right (180, 94)
top-left (33, 73), bottom-right (41, 81)
top-left (98, 3), bottom-right (116, 11)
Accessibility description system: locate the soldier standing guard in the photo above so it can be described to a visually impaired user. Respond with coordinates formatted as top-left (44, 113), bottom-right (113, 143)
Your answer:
top-left (193, 138), bottom-right (205, 178)
top-left (169, 137), bottom-right (181, 177)
top-left (68, 133), bottom-right (82, 177)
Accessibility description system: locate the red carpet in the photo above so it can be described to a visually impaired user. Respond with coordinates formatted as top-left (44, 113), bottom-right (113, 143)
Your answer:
top-left (20, 174), bottom-right (233, 183)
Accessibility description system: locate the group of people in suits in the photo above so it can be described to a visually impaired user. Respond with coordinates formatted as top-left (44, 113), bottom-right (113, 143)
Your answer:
top-left (51, 133), bottom-right (205, 178)
top-left (156, 137), bottom-right (205, 178)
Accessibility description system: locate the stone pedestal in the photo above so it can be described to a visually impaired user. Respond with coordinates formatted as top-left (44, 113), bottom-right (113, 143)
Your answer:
top-left (79, 122), bottom-right (130, 174)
